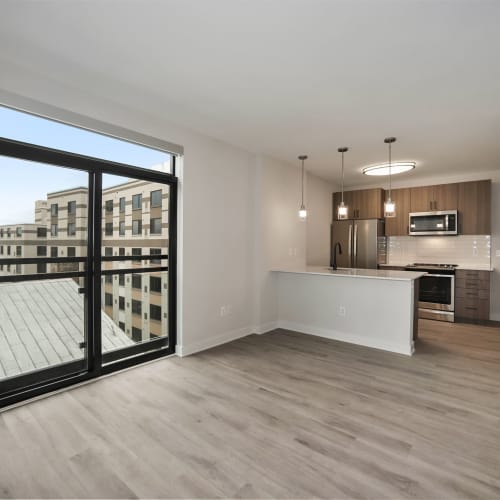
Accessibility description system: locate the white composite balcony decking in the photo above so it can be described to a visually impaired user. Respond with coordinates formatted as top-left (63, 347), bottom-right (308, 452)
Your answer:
top-left (0, 277), bottom-right (134, 379)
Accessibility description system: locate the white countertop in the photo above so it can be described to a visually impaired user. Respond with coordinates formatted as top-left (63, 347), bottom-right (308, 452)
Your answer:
top-left (272, 266), bottom-right (426, 281)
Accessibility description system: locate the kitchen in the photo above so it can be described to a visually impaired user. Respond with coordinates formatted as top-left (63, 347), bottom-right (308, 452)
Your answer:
top-left (332, 178), bottom-right (493, 325)
top-left (273, 147), bottom-right (498, 356)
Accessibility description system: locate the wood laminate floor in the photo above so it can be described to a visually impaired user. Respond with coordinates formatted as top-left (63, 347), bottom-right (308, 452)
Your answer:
top-left (1, 319), bottom-right (500, 499)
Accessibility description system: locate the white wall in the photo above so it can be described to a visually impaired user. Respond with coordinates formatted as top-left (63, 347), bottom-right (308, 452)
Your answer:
top-left (0, 61), bottom-right (336, 353)
top-left (306, 173), bottom-right (337, 266)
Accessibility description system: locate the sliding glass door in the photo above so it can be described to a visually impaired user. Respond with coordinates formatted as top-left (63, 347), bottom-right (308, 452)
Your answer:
top-left (0, 138), bottom-right (177, 407)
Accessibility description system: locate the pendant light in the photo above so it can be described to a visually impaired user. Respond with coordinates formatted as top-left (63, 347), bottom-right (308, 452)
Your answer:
top-left (298, 155), bottom-right (308, 221)
top-left (384, 137), bottom-right (396, 218)
top-left (337, 147), bottom-right (349, 219)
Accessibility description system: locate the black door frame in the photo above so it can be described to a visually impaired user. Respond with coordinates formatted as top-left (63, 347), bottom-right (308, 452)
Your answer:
top-left (0, 137), bottom-right (177, 408)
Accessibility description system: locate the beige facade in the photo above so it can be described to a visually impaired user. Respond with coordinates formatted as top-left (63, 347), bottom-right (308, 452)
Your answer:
top-left (0, 223), bottom-right (46, 275)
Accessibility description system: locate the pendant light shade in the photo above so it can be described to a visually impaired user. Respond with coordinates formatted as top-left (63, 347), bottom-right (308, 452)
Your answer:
top-left (337, 147), bottom-right (349, 219)
top-left (298, 155), bottom-right (308, 221)
top-left (384, 137), bottom-right (397, 218)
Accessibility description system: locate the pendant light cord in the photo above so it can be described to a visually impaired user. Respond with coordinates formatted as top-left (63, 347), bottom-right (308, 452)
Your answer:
top-left (341, 151), bottom-right (345, 204)
top-left (301, 158), bottom-right (305, 206)
top-left (388, 141), bottom-right (392, 199)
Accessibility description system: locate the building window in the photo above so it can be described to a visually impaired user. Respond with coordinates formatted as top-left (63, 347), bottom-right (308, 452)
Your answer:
top-left (37, 227), bottom-right (47, 237)
top-left (37, 246), bottom-right (47, 256)
top-left (150, 248), bottom-right (161, 264)
top-left (119, 221), bottom-right (125, 236)
top-left (16, 246), bottom-right (22, 257)
top-left (51, 204), bottom-right (58, 216)
top-left (132, 274), bottom-right (142, 289)
top-left (131, 327), bottom-right (142, 342)
top-left (51, 224), bottom-right (58, 236)
top-left (104, 247), bottom-right (113, 257)
top-left (0, 246), bottom-right (3, 255)
top-left (150, 218), bottom-right (161, 234)
top-left (105, 293), bottom-right (113, 306)
top-left (16, 264), bottom-right (22, 274)
top-left (16, 227), bottom-right (22, 237)
top-left (132, 248), bottom-right (141, 256)
top-left (119, 296), bottom-right (125, 310)
top-left (119, 247), bottom-right (125, 256)
top-left (150, 304), bottom-right (162, 322)
top-left (105, 222), bottom-right (113, 236)
top-left (132, 194), bottom-right (142, 210)
top-left (7, 229), bottom-right (11, 237)
top-left (119, 197), bottom-right (125, 213)
top-left (151, 189), bottom-right (162, 208)
top-left (150, 276), bottom-right (162, 293)
top-left (7, 246), bottom-right (10, 255)
top-left (0, 229), bottom-right (3, 237)
top-left (37, 262), bottom-right (47, 273)
top-left (50, 247), bottom-right (58, 257)
top-left (67, 247), bottom-right (76, 257)
top-left (119, 321), bottom-right (125, 332)
top-left (105, 199), bottom-right (113, 213)
top-left (67, 222), bottom-right (76, 236)
top-left (119, 274), bottom-right (125, 286)
top-left (132, 220), bottom-right (142, 235)
top-left (131, 299), bottom-right (142, 315)
top-left (68, 200), bottom-right (76, 215)
top-left (105, 274), bottom-right (113, 284)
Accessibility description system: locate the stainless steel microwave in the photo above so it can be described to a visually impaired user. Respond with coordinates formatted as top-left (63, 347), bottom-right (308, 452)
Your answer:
top-left (409, 210), bottom-right (458, 236)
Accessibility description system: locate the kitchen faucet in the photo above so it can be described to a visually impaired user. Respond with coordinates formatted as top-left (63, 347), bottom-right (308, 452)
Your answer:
top-left (331, 242), bottom-right (342, 270)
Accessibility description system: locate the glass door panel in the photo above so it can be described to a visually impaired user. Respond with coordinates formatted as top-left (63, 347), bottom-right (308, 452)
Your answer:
top-left (100, 173), bottom-right (171, 365)
top-left (0, 158), bottom-right (89, 393)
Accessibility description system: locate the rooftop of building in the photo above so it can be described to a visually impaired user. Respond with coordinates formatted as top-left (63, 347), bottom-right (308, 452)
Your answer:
top-left (0, 277), bottom-right (134, 380)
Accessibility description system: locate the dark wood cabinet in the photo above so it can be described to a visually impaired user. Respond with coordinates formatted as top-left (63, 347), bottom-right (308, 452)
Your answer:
top-left (455, 269), bottom-right (490, 321)
top-left (332, 188), bottom-right (383, 220)
top-left (458, 180), bottom-right (491, 235)
top-left (410, 183), bottom-right (458, 212)
top-left (384, 188), bottom-right (411, 236)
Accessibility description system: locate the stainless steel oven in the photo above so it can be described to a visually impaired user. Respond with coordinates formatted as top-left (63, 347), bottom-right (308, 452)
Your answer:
top-left (405, 264), bottom-right (457, 322)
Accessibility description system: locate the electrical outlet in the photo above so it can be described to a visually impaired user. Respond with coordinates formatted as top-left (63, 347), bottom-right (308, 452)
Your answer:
top-left (496, 250), bottom-right (500, 258)
top-left (220, 306), bottom-right (226, 317)
top-left (338, 306), bottom-right (346, 317)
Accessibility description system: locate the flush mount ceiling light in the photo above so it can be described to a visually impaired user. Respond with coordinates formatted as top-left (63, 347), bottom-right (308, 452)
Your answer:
top-left (298, 155), bottom-right (308, 221)
top-left (362, 162), bottom-right (415, 176)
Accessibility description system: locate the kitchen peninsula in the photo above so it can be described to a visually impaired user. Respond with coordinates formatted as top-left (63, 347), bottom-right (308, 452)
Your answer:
top-left (272, 267), bottom-right (425, 355)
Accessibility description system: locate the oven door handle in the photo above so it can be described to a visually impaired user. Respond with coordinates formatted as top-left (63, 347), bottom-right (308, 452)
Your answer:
top-left (424, 274), bottom-right (454, 278)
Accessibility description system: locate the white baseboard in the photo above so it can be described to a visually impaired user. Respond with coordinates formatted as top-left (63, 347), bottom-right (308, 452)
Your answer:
top-left (252, 321), bottom-right (279, 335)
top-left (277, 320), bottom-right (414, 356)
top-left (176, 326), bottom-right (253, 357)
top-left (490, 313), bottom-right (500, 322)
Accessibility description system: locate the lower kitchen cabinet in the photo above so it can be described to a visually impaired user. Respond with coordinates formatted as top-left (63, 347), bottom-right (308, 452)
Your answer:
top-left (455, 269), bottom-right (490, 321)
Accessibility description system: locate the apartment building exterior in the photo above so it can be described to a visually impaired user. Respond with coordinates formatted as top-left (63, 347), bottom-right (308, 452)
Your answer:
top-left (0, 223), bottom-right (47, 275)
top-left (0, 178), bottom-right (169, 345)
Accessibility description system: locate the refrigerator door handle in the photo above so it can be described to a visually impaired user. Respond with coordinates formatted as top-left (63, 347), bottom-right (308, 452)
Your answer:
top-left (353, 224), bottom-right (358, 267)
top-left (348, 224), bottom-right (352, 259)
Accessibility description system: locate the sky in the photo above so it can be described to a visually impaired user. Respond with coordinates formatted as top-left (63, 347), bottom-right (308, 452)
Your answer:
top-left (0, 106), bottom-right (171, 224)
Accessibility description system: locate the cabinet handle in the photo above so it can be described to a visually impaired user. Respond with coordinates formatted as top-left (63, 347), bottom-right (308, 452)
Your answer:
top-left (465, 307), bottom-right (478, 311)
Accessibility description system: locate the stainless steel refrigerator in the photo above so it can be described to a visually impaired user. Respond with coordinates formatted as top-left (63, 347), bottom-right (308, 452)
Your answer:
top-left (331, 219), bottom-right (386, 269)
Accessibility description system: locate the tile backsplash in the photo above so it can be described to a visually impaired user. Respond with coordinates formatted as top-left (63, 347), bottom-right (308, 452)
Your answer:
top-left (387, 235), bottom-right (491, 268)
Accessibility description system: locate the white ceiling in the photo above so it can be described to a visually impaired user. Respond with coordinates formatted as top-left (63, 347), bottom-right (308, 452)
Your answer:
top-left (1, 0), bottom-right (500, 186)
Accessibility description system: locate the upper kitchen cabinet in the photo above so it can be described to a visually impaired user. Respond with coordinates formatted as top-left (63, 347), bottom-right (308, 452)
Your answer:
top-left (384, 188), bottom-right (411, 236)
top-left (458, 180), bottom-right (491, 235)
top-left (410, 183), bottom-right (458, 212)
top-left (332, 188), bottom-right (384, 220)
